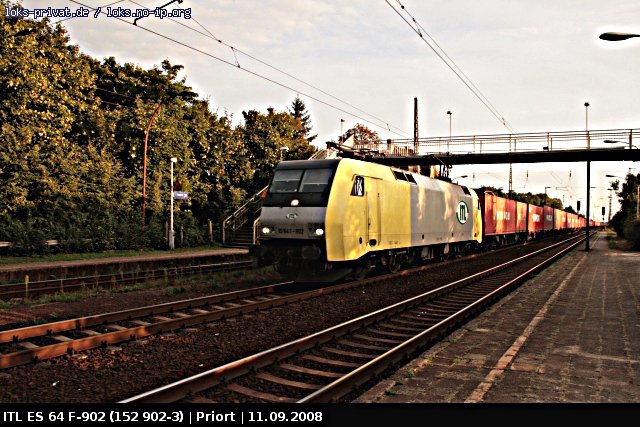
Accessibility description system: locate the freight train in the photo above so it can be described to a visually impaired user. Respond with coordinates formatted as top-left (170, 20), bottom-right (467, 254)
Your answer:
top-left (251, 158), bottom-right (594, 282)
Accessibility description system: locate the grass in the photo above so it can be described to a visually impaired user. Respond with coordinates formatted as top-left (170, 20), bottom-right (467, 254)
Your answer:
top-left (0, 244), bottom-right (226, 265)
top-left (448, 334), bottom-right (462, 343)
top-left (23, 287), bottom-right (105, 305)
top-left (205, 267), bottom-right (280, 290)
top-left (0, 300), bottom-right (18, 309)
top-left (164, 286), bottom-right (187, 297)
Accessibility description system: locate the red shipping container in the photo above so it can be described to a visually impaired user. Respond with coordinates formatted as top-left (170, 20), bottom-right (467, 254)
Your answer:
top-left (516, 201), bottom-right (528, 233)
top-left (480, 192), bottom-right (517, 236)
top-left (527, 204), bottom-right (544, 235)
top-left (569, 213), bottom-right (579, 229)
top-left (554, 209), bottom-right (567, 230)
top-left (543, 206), bottom-right (554, 231)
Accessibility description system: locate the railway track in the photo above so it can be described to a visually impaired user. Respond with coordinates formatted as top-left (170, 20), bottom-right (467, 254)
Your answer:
top-left (120, 233), bottom-right (589, 403)
top-left (0, 259), bottom-right (256, 300)
top-left (0, 280), bottom-right (298, 369)
top-left (0, 250), bottom-right (485, 370)
top-left (0, 234), bottom-right (581, 371)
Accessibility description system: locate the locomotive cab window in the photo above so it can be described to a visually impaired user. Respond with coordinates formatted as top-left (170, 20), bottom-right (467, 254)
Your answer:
top-left (393, 170), bottom-right (408, 181)
top-left (269, 169), bottom-right (304, 193)
top-left (299, 168), bottom-right (334, 193)
top-left (405, 174), bottom-right (417, 184)
top-left (269, 168), bottom-right (334, 194)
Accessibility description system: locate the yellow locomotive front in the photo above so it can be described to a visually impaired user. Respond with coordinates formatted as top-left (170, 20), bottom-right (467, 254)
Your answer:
top-left (254, 157), bottom-right (482, 283)
top-left (254, 159), bottom-right (347, 282)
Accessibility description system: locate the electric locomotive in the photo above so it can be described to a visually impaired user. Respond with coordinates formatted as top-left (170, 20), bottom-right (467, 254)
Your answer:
top-left (252, 158), bottom-right (483, 282)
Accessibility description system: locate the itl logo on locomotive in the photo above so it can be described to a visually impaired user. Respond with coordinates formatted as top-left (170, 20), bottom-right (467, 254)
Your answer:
top-left (456, 201), bottom-right (469, 224)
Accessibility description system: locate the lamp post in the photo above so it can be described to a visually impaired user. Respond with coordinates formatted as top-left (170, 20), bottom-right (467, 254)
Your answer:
top-left (584, 101), bottom-right (591, 250)
top-left (446, 111), bottom-right (452, 152)
top-left (608, 189), bottom-right (613, 224)
top-left (451, 174), bottom-right (468, 184)
top-left (584, 102), bottom-right (589, 134)
top-left (279, 146), bottom-right (289, 161)
top-left (588, 186), bottom-right (597, 220)
top-left (604, 139), bottom-right (639, 150)
top-left (597, 32), bottom-right (640, 226)
top-left (544, 186), bottom-right (551, 205)
top-left (599, 32), bottom-right (640, 41)
top-left (169, 157), bottom-right (177, 250)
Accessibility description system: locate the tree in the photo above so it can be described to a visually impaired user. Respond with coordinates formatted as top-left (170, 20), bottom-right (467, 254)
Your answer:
top-left (0, 2), bottom-right (137, 249)
top-left (1, 2), bottom-right (326, 252)
top-left (609, 172), bottom-right (640, 248)
top-left (289, 95), bottom-right (317, 144)
top-left (0, 5), bottom-right (208, 250)
top-left (235, 107), bottom-right (316, 197)
top-left (343, 123), bottom-right (381, 146)
top-left (475, 186), bottom-right (507, 198)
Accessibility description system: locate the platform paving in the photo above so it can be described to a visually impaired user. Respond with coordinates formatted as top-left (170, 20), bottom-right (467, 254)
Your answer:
top-left (355, 232), bottom-right (640, 403)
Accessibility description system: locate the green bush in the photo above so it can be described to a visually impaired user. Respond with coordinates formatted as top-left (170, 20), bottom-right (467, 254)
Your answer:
top-left (622, 217), bottom-right (640, 250)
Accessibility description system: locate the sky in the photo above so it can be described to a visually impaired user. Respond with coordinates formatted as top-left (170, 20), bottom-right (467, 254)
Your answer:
top-left (17, 0), bottom-right (640, 218)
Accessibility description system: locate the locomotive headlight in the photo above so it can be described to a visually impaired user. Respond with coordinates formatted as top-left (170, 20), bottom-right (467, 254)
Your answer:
top-left (290, 199), bottom-right (300, 206)
top-left (262, 226), bottom-right (273, 235)
top-left (308, 222), bottom-right (325, 237)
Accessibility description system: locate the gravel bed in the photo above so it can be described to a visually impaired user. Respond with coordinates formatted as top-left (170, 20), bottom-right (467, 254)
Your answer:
top-left (0, 240), bottom-right (567, 403)
top-left (0, 268), bottom-right (286, 331)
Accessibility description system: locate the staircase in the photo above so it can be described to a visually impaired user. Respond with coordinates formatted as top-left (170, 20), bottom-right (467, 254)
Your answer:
top-left (224, 223), bottom-right (256, 249)
top-left (221, 192), bottom-right (265, 249)
top-left (221, 149), bottom-right (328, 249)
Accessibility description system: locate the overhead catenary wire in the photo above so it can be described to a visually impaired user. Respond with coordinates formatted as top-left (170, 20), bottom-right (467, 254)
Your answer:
top-left (385, 0), bottom-right (516, 134)
top-left (124, 0), bottom-right (410, 138)
top-left (64, 0), bottom-right (409, 138)
top-left (548, 170), bottom-right (565, 186)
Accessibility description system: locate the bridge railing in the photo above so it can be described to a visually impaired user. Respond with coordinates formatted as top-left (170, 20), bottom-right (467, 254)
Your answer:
top-left (353, 128), bottom-right (638, 157)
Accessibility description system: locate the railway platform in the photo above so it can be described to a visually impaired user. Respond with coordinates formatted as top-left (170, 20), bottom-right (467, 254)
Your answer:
top-left (356, 231), bottom-right (640, 403)
top-left (0, 247), bottom-right (249, 283)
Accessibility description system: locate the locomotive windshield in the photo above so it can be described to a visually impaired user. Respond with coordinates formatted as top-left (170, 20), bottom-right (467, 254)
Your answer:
top-left (269, 168), bottom-right (333, 194)
top-left (263, 159), bottom-right (340, 207)
top-left (269, 169), bottom-right (304, 193)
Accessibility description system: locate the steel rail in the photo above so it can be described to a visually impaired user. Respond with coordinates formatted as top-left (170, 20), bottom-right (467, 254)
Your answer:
top-left (0, 259), bottom-right (255, 300)
top-left (119, 234), bottom-right (587, 403)
top-left (0, 238), bottom-right (513, 369)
